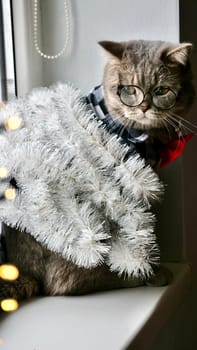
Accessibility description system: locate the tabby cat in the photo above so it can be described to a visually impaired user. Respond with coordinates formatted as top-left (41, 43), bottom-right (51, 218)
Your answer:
top-left (0, 40), bottom-right (194, 302)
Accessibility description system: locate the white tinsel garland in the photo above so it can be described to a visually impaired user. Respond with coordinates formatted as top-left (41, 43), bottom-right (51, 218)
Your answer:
top-left (0, 83), bottom-right (164, 277)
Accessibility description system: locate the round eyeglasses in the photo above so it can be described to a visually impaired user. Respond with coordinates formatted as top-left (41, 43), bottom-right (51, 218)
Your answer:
top-left (117, 85), bottom-right (177, 110)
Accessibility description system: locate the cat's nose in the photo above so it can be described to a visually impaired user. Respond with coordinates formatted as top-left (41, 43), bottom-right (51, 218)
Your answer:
top-left (140, 93), bottom-right (151, 112)
top-left (140, 103), bottom-right (149, 112)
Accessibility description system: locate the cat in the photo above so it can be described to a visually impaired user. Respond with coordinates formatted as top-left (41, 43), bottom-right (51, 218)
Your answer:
top-left (0, 39), bottom-right (195, 303)
top-left (94, 40), bottom-right (195, 168)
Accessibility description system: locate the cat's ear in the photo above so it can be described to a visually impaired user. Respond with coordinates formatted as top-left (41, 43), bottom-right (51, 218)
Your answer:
top-left (163, 43), bottom-right (192, 65)
top-left (98, 41), bottom-right (125, 60)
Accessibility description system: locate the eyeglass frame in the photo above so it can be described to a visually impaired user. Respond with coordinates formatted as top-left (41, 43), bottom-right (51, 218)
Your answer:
top-left (117, 84), bottom-right (177, 110)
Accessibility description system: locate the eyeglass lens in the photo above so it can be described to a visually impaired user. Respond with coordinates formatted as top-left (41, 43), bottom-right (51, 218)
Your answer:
top-left (118, 85), bottom-right (176, 110)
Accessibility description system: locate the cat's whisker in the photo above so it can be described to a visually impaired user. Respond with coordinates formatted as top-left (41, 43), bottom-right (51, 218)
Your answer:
top-left (165, 114), bottom-right (185, 136)
top-left (162, 115), bottom-right (182, 139)
top-left (168, 114), bottom-right (188, 130)
top-left (159, 118), bottom-right (172, 139)
top-left (107, 115), bottom-right (132, 137)
top-left (144, 114), bottom-right (175, 131)
top-left (107, 113), bottom-right (141, 138)
top-left (164, 114), bottom-right (181, 133)
top-left (116, 119), bottom-right (130, 138)
top-left (169, 111), bottom-right (197, 130)
top-left (166, 113), bottom-right (197, 135)
top-left (163, 114), bottom-right (177, 127)
top-left (164, 119), bottom-right (176, 131)
top-left (163, 117), bottom-right (184, 152)
top-left (180, 123), bottom-right (197, 135)
top-left (119, 125), bottom-right (127, 138)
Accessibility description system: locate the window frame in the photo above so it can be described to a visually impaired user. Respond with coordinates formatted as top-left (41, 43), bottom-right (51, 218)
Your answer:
top-left (0, 0), bottom-right (16, 101)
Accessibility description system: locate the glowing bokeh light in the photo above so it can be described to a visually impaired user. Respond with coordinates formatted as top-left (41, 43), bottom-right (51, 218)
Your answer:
top-left (0, 264), bottom-right (19, 281)
top-left (0, 167), bottom-right (8, 178)
top-left (1, 299), bottom-right (19, 312)
top-left (4, 188), bottom-right (16, 200)
top-left (4, 116), bottom-right (22, 131)
top-left (0, 338), bottom-right (4, 345)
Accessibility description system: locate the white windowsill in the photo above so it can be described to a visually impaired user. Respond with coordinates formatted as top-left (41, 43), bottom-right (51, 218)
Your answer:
top-left (0, 263), bottom-right (191, 350)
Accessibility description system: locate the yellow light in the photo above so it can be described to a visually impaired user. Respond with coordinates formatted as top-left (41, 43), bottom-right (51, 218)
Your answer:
top-left (0, 264), bottom-right (19, 281)
top-left (4, 188), bottom-right (16, 200)
top-left (4, 116), bottom-right (22, 131)
top-left (0, 167), bottom-right (8, 178)
top-left (0, 338), bottom-right (4, 345)
top-left (1, 299), bottom-right (19, 312)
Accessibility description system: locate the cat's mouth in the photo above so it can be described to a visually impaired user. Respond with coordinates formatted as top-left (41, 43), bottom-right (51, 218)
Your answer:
top-left (125, 109), bottom-right (163, 129)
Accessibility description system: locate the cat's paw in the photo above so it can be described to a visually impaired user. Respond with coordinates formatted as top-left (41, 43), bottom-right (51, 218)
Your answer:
top-left (145, 265), bottom-right (173, 287)
top-left (0, 279), bottom-right (16, 301)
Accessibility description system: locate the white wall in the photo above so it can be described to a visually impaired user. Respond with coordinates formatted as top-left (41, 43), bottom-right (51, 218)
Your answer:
top-left (12, 0), bottom-right (43, 96)
top-left (41, 0), bottom-right (179, 93)
top-left (13, 0), bottom-right (180, 94)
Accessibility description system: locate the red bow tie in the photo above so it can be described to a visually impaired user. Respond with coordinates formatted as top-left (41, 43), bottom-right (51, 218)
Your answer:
top-left (160, 133), bottom-right (194, 168)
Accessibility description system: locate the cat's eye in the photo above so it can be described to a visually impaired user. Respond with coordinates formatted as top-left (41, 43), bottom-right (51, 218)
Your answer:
top-left (117, 85), bottom-right (144, 107)
top-left (153, 86), bottom-right (177, 109)
top-left (154, 86), bottom-right (170, 96)
top-left (126, 86), bottom-right (136, 95)
top-left (117, 84), bottom-right (177, 110)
